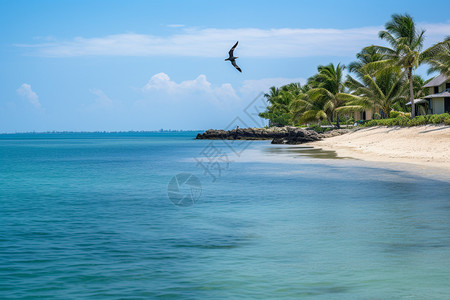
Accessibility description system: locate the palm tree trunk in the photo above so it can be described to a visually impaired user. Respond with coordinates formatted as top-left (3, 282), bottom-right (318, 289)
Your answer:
top-left (408, 67), bottom-right (415, 118)
top-left (336, 112), bottom-right (340, 128)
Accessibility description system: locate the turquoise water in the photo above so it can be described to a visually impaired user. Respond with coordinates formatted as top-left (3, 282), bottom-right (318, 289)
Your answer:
top-left (1, 132), bottom-right (449, 299)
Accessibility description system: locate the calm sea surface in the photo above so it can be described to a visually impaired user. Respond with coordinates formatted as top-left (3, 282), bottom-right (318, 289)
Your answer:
top-left (1, 132), bottom-right (449, 299)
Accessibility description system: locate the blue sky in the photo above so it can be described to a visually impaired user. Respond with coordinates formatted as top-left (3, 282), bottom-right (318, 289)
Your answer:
top-left (1, 0), bottom-right (449, 132)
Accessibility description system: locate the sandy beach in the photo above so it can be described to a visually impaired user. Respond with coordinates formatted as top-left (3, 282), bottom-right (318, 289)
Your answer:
top-left (309, 125), bottom-right (450, 171)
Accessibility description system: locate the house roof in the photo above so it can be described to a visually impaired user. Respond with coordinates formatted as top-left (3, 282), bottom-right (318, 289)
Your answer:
top-left (424, 91), bottom-right (450, 98)
top-left (406, 99), bottom-right (428, 105)
top-left (423, 74), bottom-right (449, 88)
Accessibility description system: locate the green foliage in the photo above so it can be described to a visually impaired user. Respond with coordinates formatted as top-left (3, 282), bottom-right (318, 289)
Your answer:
top-left (346, 117), bottom-right (355, 125)
top-left (389, 111), bottom-right (401, 118)
top-left (407, 115), bottom-right (427, 126)
top-left (373, 113), bottom-right (381, 120)
top-left (422, 37), bottom-right (450, 76)
top-left (308, 124), bottom-right (333, 133)
top-left (363, 113), bottom-right (450, 127)
top-left (362, 14), bottom-right (449, 117)
top-left (430, 113), bottom-right (450, 124)
top-left (258, 14), bottom-right (449, 128)
top-left (258, 85), bottom-right (305, 126)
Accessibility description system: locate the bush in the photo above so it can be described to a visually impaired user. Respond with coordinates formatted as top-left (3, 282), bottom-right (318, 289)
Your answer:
top-left (373, 113), bottom-right (381, 120)
top-left (407, 115), bottom-right (427, 127)
top-left (364, 120), bottom-right (378, 127)
top-left (362, 113), bottom-right (449, 127)
top-left (389, 111), bottom-right (401, 118)
top-left (346, 117), bottom-right (355, 125)
top-left (431, 113), bottom-right (450, 124)
top-left (396, 117), bottom-right (410, 126)
top-left (308, 124), bottom-right (333, 133)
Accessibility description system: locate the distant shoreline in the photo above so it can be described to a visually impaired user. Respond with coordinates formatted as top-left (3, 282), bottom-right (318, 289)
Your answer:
top-left (0, 130), bottom-right (204, 135)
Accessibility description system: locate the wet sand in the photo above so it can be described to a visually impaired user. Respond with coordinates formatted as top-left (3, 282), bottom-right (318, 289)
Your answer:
top-left (308, 125), bottom-right (450, 171)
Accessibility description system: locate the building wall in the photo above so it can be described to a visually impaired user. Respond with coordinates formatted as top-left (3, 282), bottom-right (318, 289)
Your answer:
top-left (432, 98), bottom-right (445, 114)
top-left (354, 108), bottom-right (374, 121)
top-left (428, 80), bottom-right (450, 94)
top-left (366, 108), bottom-right (373, 119)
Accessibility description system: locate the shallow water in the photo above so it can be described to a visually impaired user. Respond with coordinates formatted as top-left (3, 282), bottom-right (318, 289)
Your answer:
top-left (1, 132), bottom-right (449, 299)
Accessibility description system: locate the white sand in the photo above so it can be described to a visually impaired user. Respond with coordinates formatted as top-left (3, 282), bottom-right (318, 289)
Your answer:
top-left (309, 125), bottom-right (450, 171)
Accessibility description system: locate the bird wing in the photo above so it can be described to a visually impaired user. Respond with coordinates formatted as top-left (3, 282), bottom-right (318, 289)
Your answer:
top-left (231, 60), bottom-right (242, 72)
top-left (228, 41), bottom-right (239, 57)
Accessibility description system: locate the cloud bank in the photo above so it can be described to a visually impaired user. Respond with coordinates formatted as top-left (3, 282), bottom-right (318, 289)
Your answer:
top-left (18, 22), bottom-right (450, 58)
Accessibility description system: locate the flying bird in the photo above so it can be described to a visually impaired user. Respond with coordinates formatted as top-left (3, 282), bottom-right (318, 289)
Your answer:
top-left (225, 41), bottom-right (242, 72)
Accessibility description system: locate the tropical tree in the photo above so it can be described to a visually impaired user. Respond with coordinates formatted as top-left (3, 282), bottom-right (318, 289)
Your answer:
top-left (346, 47), bottom-right (389, 109)
top-left (412, 75), bottom-right (429, 99)
top-left (306, 63), bottom-right (361, 127)
top-left (290, 91), bottom-right (328, 125)
top-left (259, 83), bottom-right (305, 126)
top-left (347, 68), bottom-right (408, 118)
top-left (367, 13), bottom-right (449, 117)
top-left (422, 36), bottom-right (450, 76)
top-left (348, 47), bottom-right (386, 78)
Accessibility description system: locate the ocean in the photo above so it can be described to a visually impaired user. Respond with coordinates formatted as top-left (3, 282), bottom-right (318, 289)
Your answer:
top-left (1, 132), bottom-right (449, 299)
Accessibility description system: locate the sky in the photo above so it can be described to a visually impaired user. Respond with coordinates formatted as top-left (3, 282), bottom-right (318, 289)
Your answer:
top-left (0, 0), bottom-right (449, 132)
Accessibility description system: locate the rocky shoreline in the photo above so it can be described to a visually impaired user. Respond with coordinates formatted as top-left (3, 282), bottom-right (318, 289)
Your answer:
top-left (196, 126), bottom-right (352, 144)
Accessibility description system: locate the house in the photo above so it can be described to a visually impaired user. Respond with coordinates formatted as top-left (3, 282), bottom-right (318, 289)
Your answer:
top-left (407, 74), bottom-right (450, 115)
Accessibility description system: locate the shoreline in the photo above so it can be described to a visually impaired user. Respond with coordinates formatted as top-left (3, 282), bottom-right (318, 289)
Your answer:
top-left (306, 125), bottom-right (450, 172)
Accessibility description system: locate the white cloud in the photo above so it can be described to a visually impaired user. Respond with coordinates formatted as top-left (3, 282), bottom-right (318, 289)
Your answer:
top-left (16, 23), bottom-right (450, 58)
top-left (142, 72), bottom-right (238, 104)
top-left (16, 83), bottom-right (41, 108)
top-left (134, 73), bottom-right (307, 129)
top-left (89, 88), bottom-right (113, 108)
top-left (419, 22), bottom-right (450, 38)
top-left (167, 24), bottom-right (185, 28)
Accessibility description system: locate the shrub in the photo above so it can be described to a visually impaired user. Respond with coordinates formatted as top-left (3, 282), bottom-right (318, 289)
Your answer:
top-left (396, 117), bottom-right (410, 127)
top-left (364, 120), bottom-right (379, 127)
top-left (308, 124), bottom-right (332, 133)
top-left (407, 115), bottom-right (427, 127)
top-left (390, 111), bottom-right (401, 118)
top-left (431, 113), bottom-right (450, 124)
top-left (373, 113), bottom-right (381, 120)
top-left (362, 114), bottom-right (448, 127)
top-left (346, 117), bottom-right (355, 125)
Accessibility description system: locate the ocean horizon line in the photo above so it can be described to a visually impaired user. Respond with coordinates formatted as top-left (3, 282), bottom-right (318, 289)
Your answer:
top-left (0, 129), bottom-right (206, 135)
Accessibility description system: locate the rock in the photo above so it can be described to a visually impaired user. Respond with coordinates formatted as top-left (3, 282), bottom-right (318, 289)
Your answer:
top-left (271, 138), bottom-right (285, 144)
top-left (196, 126), bottom-right (334, 144)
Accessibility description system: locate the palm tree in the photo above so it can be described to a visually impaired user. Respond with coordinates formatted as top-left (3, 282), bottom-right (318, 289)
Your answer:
top-left (307, 63), bottom-right (361, 128)
top-left (348, 47), bottom-right (386, 78)
top-left (259, 84), bottom-right (304, 126)
top-left (423, 36), bottom-right (450, 76)
top-left (412, 75), bottom-right (428, 99)
top-left (290, 92), bottom-right (328, 125)
top-left (347, 68), bottom-right (408, 118)
top-left (367, 13), bottom-right (448, 118)
top-left (346, 47), bottom-right (388, 115)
